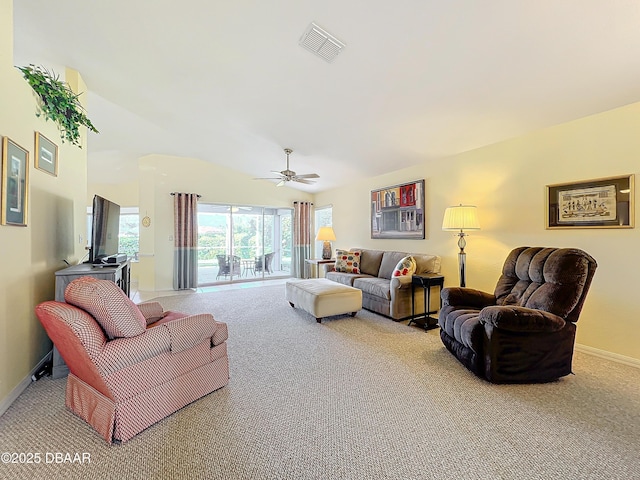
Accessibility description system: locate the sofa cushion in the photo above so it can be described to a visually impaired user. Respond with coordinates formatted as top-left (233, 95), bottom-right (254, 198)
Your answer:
top-left (353, 277), bottom-right (392, 301)
top-left (354, 249), bottom-right (384, 276)
top-left (325, 271), bottom-right (373, 286)
top-left (335, 249), bottom-right (361, 274)
top-left (392, 256), bottom-right (417, 284)
top-left (65, 277), bottom-right (146, 339)
top-left (378, 251), bottom-right (409, 279)
top-left (413, 254), bottom-right (442, 275)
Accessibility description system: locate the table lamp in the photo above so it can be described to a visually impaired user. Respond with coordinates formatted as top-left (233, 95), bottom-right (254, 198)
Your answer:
top-left (316, 226), bottom-right (336, 259)
top-left (442, 204), bottom-right (480, 287)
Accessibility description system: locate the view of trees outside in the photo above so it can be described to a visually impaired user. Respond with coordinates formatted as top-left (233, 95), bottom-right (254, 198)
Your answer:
top-left (118, 212), bottom-right (139, 259)
top-left (280, 213), bottom-right (292, 267)
top-left (197, 205), bottom-right (293, 270)
top-left (198, 212), bottom-right (270, 260)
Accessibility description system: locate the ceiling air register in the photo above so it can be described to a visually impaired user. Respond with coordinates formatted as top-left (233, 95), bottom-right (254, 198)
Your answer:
top-left (299, 22), bottom-right (346, 63)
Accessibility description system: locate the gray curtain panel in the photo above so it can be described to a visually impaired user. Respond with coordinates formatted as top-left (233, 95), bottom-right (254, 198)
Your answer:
top-left (173, 193), bottom-right (199, 289)
top-left (292, 201), bottom-right (313, 278)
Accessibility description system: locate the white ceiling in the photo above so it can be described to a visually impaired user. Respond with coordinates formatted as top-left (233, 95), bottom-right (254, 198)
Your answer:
top-left (12, 1), bottom-right (640, 193)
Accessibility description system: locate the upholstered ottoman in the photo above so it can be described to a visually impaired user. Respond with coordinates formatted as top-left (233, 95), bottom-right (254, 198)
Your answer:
top-left (286, 278), bottom-right (362, 323)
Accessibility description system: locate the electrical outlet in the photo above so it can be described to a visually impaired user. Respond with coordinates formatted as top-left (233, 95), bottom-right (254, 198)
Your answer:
top-left (78, 234), bottom-right (83, 244)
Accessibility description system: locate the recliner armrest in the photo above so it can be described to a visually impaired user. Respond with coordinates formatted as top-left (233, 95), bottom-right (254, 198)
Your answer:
top-left (164, 313), bottom-right (228, 353)
top-left (480, 305), bottom-right (566, 333)
top-left (441, 287), bottom-right (496, 309)
top-left (97, 326), bottom-right (171, 376)
top-left (136, 301), bottom-right (166, 325)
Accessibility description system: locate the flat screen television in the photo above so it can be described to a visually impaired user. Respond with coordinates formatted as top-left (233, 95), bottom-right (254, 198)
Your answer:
top-left (89, 195), bottom-right (121, 264)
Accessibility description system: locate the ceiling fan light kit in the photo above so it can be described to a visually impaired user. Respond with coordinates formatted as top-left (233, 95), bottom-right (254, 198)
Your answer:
top-left (254, 148), bottom-right (319, 187)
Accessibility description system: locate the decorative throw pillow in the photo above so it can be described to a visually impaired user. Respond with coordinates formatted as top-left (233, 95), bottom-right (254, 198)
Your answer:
top-left (334, 249), bottom-right (361, 274)
top-left (64, 277), bottom-right (147, 339)
top-left (392, 256), bottom-right (416, 283)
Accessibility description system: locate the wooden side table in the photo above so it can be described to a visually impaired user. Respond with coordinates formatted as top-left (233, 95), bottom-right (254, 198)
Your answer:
top-left (304, 258), bottom-right (336, 278)
top-left (408, 274), bottom-right (444, 330)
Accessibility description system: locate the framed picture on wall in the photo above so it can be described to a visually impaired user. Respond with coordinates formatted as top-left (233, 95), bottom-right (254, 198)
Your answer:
top-left (1, 137), bottom-right (30, 226)
top-left (35, 132), bottom-right (58, 176)
top-left (546, 174), bottom-right (634, 229)
top-left (371, 179), bottom-right (425, 239)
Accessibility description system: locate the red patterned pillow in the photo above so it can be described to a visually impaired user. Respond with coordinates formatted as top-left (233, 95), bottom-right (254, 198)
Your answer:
top-left (392, 256), bottom-right (417, 284)
top-left (64, 277), bottom-right (146, 339)
top-left (335, 249), bottom-right (361, 274)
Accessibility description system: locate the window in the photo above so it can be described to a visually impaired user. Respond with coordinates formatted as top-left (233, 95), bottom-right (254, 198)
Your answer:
top-left (196, 204), bottom-right (293, 285)
top-left (314, 205), bottom-right (333, 257)
top-left (119, 207), bottom-right (139, 260)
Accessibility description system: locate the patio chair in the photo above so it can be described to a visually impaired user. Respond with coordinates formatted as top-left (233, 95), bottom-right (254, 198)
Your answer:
top-left (255, 252), bottom-right (276, 275)
top-left (216, 254), bottom-right (241, 279)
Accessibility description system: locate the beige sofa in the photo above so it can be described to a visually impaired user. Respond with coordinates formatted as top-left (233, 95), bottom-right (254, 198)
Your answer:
top-left (324, 248), bottom-right (441, 320)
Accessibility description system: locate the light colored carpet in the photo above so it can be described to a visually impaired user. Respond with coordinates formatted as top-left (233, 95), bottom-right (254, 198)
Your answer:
top-left (1, 285), bottom-right (639, 480)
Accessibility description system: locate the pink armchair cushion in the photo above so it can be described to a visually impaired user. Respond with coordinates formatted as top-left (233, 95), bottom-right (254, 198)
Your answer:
top-left (96, 326), bottom-right (172, 376)
top-left (65, 277), bottom-right (146, 339)
top-left (136, 301), bottom-right (166, 325)
top-left (163, 314), bottom-right (226, 353)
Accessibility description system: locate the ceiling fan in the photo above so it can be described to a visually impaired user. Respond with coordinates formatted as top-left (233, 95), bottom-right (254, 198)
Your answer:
top-left (254, 148), bottom-right (319, 187)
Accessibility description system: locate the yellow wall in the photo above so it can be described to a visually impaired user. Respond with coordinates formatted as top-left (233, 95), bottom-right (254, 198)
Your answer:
top-left (0, 0), bottom-right (88, 405)
top-left (315, 102), bottom-right (640, 362)
top-left (89, 180), bottom-right (139, 207)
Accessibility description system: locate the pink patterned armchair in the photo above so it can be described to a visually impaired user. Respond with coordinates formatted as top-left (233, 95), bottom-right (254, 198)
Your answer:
top-left (35, 277), bottom-right (229, 443)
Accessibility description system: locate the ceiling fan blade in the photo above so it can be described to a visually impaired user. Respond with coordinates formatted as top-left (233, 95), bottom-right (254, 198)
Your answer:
top-left (293, 178), bottom-right (315, 184)
top-left (270, 170), bottom-right (286, 177)
top-left (276, 179), bottom-right (287, 187)
top-left (294, 173), bottom-right (320, 179)
top-left (253, 177), bottom-right (285, 180)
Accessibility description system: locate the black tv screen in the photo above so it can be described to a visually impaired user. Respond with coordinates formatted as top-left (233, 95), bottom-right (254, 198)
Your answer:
top-left (90, 195), bottom-right (121, 263)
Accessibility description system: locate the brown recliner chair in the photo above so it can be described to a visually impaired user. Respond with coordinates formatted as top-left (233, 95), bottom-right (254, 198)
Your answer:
top-left (438, 247), bottom-right (597, 383)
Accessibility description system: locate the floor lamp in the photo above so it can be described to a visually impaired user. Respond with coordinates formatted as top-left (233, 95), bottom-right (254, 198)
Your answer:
top-left (442, 205), bottom-right (480, 287)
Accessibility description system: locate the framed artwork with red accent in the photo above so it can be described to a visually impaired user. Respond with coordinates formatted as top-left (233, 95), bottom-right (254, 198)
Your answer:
top-left (371, 179), bottom-right (425, 239)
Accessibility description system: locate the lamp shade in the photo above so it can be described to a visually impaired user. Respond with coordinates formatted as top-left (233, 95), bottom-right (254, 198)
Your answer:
top-left (442, 205), bottom-right (480, 231)
top-left (315, 226), bottom-right (336, 241)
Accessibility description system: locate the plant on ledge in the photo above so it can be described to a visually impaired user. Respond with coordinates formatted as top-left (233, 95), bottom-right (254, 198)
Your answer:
top-left (17, 64), bottom-right (99, 147)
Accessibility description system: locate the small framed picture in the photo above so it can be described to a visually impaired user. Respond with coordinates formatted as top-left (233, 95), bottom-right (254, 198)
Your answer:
top-left (35, 132), bottom-right (58, 176)
top-left (1, 137), bottom-right (30, 226)
top-left (546, 174), bottom-right (634, 229)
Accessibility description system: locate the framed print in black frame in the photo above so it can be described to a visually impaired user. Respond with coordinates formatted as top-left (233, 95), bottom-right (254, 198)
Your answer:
top-left (546, 174), bottom-right (634, 229)
top-left (1, 137), bottom-right (29, 226)
top-left (35, 132), bottom-right (58, 176)
top-left (371, 179), bottom-right (425, 239)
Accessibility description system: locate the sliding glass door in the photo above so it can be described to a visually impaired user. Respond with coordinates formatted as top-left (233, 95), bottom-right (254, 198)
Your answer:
top-left (197, 204), bottom-right (292, 285)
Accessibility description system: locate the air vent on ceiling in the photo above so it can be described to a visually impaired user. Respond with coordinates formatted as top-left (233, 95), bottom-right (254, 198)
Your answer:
top-left (299, 22), bottom-right (346, 63)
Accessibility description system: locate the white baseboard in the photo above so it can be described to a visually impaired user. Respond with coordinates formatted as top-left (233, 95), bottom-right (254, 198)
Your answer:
top-left (575, 343), bottom-right (640, 368)
top-left (0, 350), bottom-right (53, 417)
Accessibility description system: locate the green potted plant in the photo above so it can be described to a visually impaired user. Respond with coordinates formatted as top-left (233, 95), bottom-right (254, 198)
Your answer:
top-left (17, 64), bottom-right (99, 147)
